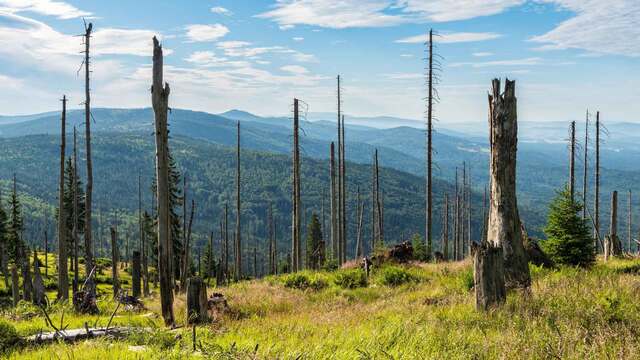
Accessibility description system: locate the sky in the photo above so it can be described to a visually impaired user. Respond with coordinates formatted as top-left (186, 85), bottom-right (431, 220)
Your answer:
top-left (0, 0), bottom-right (638, 124)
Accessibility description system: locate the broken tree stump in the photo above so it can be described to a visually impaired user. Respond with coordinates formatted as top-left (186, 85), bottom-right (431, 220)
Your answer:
top-left (32, 252), bottom-right (47, 307)
top-left (486, 78), bottom-right (531, 289)
top-left (186, 277), bottom-right (208, 324)
top-left (132, 250), bottom-right (141, 298)
top-left (473, 241), bottom-right (506, 310)
top-left (605, 190), bottom-right (623, 260)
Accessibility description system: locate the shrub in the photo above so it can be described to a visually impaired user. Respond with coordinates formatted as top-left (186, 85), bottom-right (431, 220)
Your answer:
top-left (333, 269), bottom-right (368, 289)
top-left (457, 268), bottom-right (474, 291)
top-left (0, 319), bottom-right (21, 353)
top-left (377, 266), bottom-right (419, 287)
top-left (411, 233), bottom-right (428, 261)
top-left (282, 273), bottom-right (311, 290)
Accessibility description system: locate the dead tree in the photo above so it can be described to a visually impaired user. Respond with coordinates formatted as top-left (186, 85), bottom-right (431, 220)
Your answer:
top-left (594, 111), bottom-right (600, 250)
top-left (235, 122), bottom-right (242, 281)
top-left (181, 200), bottom-right (195, 291)
top-left (224, 203), bottom-right (229, 283)
top-left (11, 265), bottom-right (19, 306)
top-left (487, 78), bottom-right (530, 289)
top-left (72, 127), bottom-right (79, 294)
top-left (373, 150), bottom-right (383, 247)
top-left (628, 190), bottom-right (632, 253)
top-left (110, 227), bottom-right (120, 298)
top-left (582, 111), bottom-right (589, 220)
top-left (15, 177), bottom-right (32, 302)
top-left (151, 36), bottom-right (174, 326)
top-left (462, 162), bottom-right (467, 258)
top-left (132, 251), bottom-right (141, 298)
top-left (44, 230), bottom-right (48, 278)
top-left (426, 28), bottom-right (434, 259)
top-left (336, 76), bottom-right (343, 265)
top-left (604, 191), bottom-right (623, 260)
top-left (33, 249), bottom-right (46, 307)
top-left (569, 121), bottom-right (576, 201)
top-left (354, 186), bottom-right (364, 259)
top-left (466, 167), bottom-right (472, 256)
top-left (330, 142), bottom-right (338, 261)
top-left (82, 22), bottom-right (95, 297)
top-left (57, 95), bottom-right (69, 301)
top-left (472, 241), bottom-right (506, 310)
top-left (186, 277), bottom-right (208, 324)
top-left (454, 168), bottom-right (460, 260)
top-left (291, 99), bottom-right (301, 271)
top-left (340, 115), bottom-right (347, 265)
top-left (268, 202), bottom-right (275, 275)
top-left (443, 193), bottom-right (449, 260)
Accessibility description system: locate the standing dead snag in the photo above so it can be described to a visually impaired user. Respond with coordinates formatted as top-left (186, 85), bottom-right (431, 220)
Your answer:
top-left (11, 265), bottom-right (19, 306)
top-left (186, 277), bottom-right (208, 324)
top-left (569, 121), bottom-right (576, 202)
top-left (628, 190), bottom-right (632, 254)
top-left (291, 99), bottom-right (301, 271)
top-left (57, 95), bottom-right (69, 301)
top-left (132, 251), bottom-right (141, 298)
top-left (443, 193), bottom-right (449, 260)
top-left (604, 191), bottom-right (622, 260)
top-left (473, 241), bottom-right (506, 310)
top-left (425, 28), bottom-right (434, 259)
top-left (487, 79), bottom-right (531, 289)
top-left (340, 115), bottom-right (347, 265)
top-left (82, 22), bottom-right (96, 298)
top-left (330, 142), bottom-right (338, 261)
top-left (151, 36), bottom-right (174, 326)
top-left (582, 111), bottom-right (589, 220)
top-left (235, 122), bottom-right (242, 281)
top-left (594, 111), bottom-right (600, 250)
top-left (110, 227), bottom-right (120, 298)
top-left (33, 249), bottom-right (46, 307)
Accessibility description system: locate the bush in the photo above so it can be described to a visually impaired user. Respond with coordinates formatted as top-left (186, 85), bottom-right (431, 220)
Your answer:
top-left (411, 234), bottom-right (428, 261)
top-left (333, 269), bottom-right (368, 289)
top-left (282, 273), bottom-right (327, 291)
top-left (377, 266), bottom-right (419, 287)
top-left (0, 320), bottom-right (21, 353)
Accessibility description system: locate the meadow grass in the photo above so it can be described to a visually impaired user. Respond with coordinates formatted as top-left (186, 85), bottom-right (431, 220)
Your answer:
top-left (3, 257), bottom-right (640, 359)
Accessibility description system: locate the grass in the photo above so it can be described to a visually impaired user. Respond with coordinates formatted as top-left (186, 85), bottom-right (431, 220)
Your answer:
top-left (3, 257), bottom-right (640, 358)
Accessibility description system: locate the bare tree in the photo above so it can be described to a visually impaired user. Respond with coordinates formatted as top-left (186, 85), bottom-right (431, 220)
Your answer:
top-left (235, 122), bottom-right (242, 280)
top-left (604, 190), bottom-right (622, 260)
top-left (486, 79), bottom-right (530, 289)
top-left (291, 99), bottom-right (301, 271)
top-left (426, 28), bottom-right (434, 259)
top-left (330, 143), bottom-right (338, 261)
top-left (110, 227), bottom-right (119, 298)
top-left (569, 121), bottom-right (576, 201)
top-left (57, 95), bottom-right (69, 301)
top-left (582, 111), bottom-right (589, 220)
top-left (82, 22), bottom-right (95, 296)
top-left (72, 127), bottom-right (79, 294)
top-left (628, 190), bottom-right (632, 253)
top-left (151, 36), bottom-right (174, 326)
top-left (594, 111), bottom-right (600, 251)
top-left (443, 193), bottom-right (449, 260)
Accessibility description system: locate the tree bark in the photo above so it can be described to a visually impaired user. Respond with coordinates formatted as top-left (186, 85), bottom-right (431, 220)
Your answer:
top-left (569, 121), bottom-right (576, 201)
top-left (330, 142), bottom-right (338, 261)
top-left (443, 193), bottom-right (449, 260)
top-left (110, 227), bottom-right (120, 298)
top-left (487, 78), bottom-right (530, 289)
top-left (235, 122), bottom-right (242, 281)
top-left (57, 95), bottom-right (69, 301)
top-left (181, 200), bottom-right (195, 291)
top-left (582, 111), bottom-right (589, 221)
top-left (605, 190), bottom-right (622, 260)
top-left (426, 28), bottom-right (434, 259)
top-left (72, 127), bottom-right (79, 295)
top-left (594, 111), bottom-right (600, 251)
top-left (132, 251), bottom-right (141, 298)
top-left (186, 277), bottom-right (208, 324)
top-left (473, 241), bottom-right (506, 310)
top-left (33, 249), bottom-right (46, 307)
top-left (152, 36), bottom-right (174, 326)
top-left (83, 23), bottom-right (95, 297)
top-left (291, 99), bottom-right (301, 271)
top-left (11, 265), bottom-right (19, 306)
top-left (340, 115), bottom-right (347, 265)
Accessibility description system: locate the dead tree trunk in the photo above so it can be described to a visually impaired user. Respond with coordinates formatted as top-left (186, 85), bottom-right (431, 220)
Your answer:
top-left (139, 174), bottom-right (149, 297)
top-left (291, 99), bottom-right (301, 271)
top-left (110, 227), bottom-right (120, 298)
top-left (152, 36), bottom-right (174, 326)
top-left (462, 162), bottom-right (467, 258)
top-left (605, 191), bottom-right (622, 260)
top-left (487, 78), bottom-right (531, 289)
top-left (336, 76), bottom-right (343, 265)
top-left (454, 169), bottom-right (460, 260)
top-left (33, 249), bottom-right (46, 307)
top-left (44, 230), bottom-right (48, 278)
top-left (340, 115), bottom-right (347, 265)
top-left (82, 22), bottom-right (95, 297)
top-left (57, 95), bottom-right (69, 301)
top-left (374, 150), bottom-right (383, 247)
top-left (628, 190), bottom-right (632, 254)
top-left (181, 200), bottom-right (195, 291)
top-left (569, 120), bottom-right (576, 201)
top-left (72, 127), bottom-right (79, 295)
top-left (235, 122), bottom-right (242, 281)
top-left (582, 111), bottom-right (589, 220)
top-left (354, 186), bottom-right (363, 258)
top-left (330, 142), bottom-right (338, 261)
top-left (426, 28), bottom-right (434, 260)
top-left (594, 111), bottom-right (600, 251)
top-left (473, 241), bottom-right (506, 310)
top-left (132, 251), bottom-right (141, 298)
top-left (186, 277), bottom-right (208, 324)
top-left (11, 265), bottom-right (19, 306)
top-left (443, 193), bottom-right (449, 260)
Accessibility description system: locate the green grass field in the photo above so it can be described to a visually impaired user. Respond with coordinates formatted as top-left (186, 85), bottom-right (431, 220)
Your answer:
top-left (3, 255), bottom-right (640, 359)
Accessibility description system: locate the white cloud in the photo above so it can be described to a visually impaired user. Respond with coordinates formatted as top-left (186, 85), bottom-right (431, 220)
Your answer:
top-left (185, 24), bottom-right (229, 42)
top-left (530, 0), bottom-right (640, 57)
top-left (400, 54), bottom-right (413, 58)
top-left (210, 6), bottom-right (232, 16)
top-left (396, 31), bottom-right (502, 44)
top-left (292, 36), bottom-right (304, 42)
top-left (216, 41), bottom-right (316, 62)
top-left (384, 73), bottom-right (422, 80)
top-left (0, 0), bottom-right (90, 19)
top-left (472, 52), bottom-right (493, 57)
top-left (281, 65), bottom-right (309, 74)
top-left (450, 57), bottom-right (543, 67)
top-left (93, 28), bottom-right (169, 56)
top-left (185, 51), bottom-right (249, 68)
top-left (258, 0), bottom-right (523, 29)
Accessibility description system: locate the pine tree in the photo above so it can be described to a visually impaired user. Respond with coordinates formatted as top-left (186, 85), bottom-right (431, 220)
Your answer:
top-left (8, 180), bottom-right (23, 262)
top-left (63, 157), bottom-right (86, 246)
top-left (305, 213), bottom-right (324, 270)
top-left (0, 192), bottom-right (9, 287)
top-left (542, 185), bottom-right (595, 267)
top-left (168, 153), bottom-right (183, 283)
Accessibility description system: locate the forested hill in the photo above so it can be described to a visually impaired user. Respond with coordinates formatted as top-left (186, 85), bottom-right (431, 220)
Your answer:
top-left (0, 132), bottom-right (534, 266)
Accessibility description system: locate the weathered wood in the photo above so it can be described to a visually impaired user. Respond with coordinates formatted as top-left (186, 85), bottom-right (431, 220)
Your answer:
top-left (186, 277), bottom-right (208, 324)
top-left (582, 111), bottom-right (589, 221)
top-left (594, 111), bottom-right (601, 250)
top-left (426, 28), bottom-right (434, 259)
top-left (26, 327), bottom-right (134, 345)
top-left (57, 95), bottom-right (69, 301)
top-left (235, 122), bottom-right (242, 281)
top-left (443, 193), bottom-right (449, 260)
top-left (340, 114), bottom-right (347, 265)
top-left (110, 227), bottom-right (120, 298)
top-left (487, 79), bottom-right (531, 289)
top-left (473, 241), bottom-right (506, 310)
top-left (181, 199), bottom-right (195, 291)
top-left (569, 120), bottom-right (576, 201)
top-left (72, 126), bottom-right (80, 295)
top-left (132, 250), bottom-right (141, 298)
top-left (33, 249), bottom-right (47, 307)
top-left (291, 99), bottom-right (301, 271)
top-left (151, 35), bottom-right (174, 326)
top-left (330, 142), bottom-right (338, 261)
top-left (11, 265), bottom-right (19, 306)
top-left (605, 190), bottom-right (623, 260)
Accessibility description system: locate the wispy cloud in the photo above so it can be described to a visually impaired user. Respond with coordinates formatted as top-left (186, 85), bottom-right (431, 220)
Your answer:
top-left (450, 57), bottom-right (543, 67)
top-left (258, 0), bottom-right (522, 29)
top-left (216, 40), bottom-right (316, 62)
top-left (396, 31), bottom-right (502, 44)
top-left (292, 36), bottom-right (304, 42)
top-left (185, 24), bottom-right (229, 42)
top-left (472, 52), bottom-right (493, 57)
top-left (530, 0), bottom-right (640, 57)
top-left (280, 65), bottom-right (309, 74)
top-left (210, 6), bottom-right (232, 16)
top-left (0, 0), bottom-right (91, 19)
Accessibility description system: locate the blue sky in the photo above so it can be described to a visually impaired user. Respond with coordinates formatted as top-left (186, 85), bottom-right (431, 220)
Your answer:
top-left (0, 0), bottom-right (638, 124)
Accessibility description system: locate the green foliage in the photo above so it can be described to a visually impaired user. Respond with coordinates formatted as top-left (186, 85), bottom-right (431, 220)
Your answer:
top-left (305, 213), bottom-right (324, 270)
top-left (411, 233), bottom-right (428, 261)
top-left (281, 272), bottom-right (327, 291)
top-left (376, 266), bottom-right (420, 287)
top-left (333, 269), bottom-right (368, 289)
top-left (542, 186), bottom-right (595, 267)
top-left (0, 319), bottom-right (20, 353)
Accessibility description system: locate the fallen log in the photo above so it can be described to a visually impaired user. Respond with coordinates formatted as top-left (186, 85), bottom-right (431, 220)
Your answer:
top-left (25, 327), bottom-right (136, 345)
